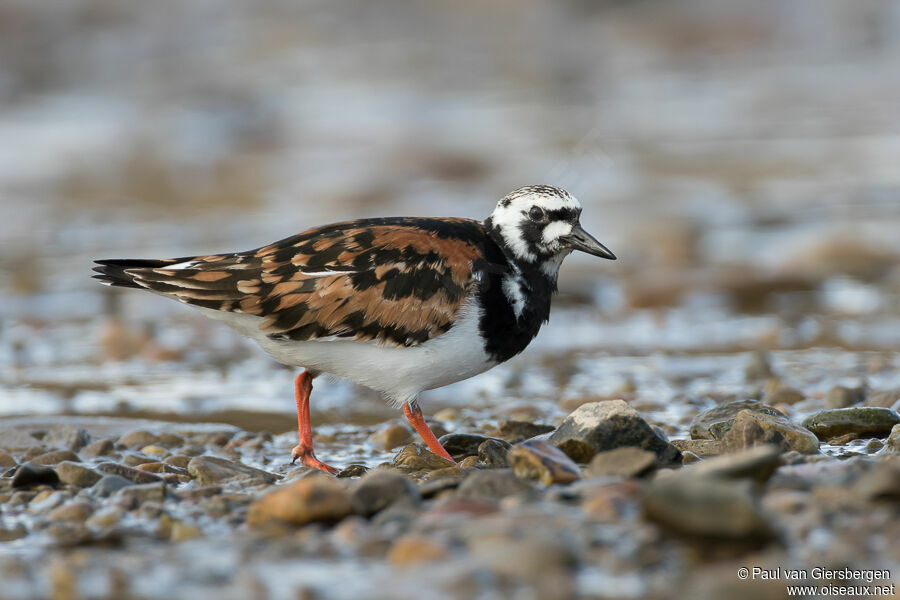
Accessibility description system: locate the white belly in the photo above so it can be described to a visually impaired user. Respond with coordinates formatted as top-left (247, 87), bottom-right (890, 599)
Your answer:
top-left (194, 299), bottom-right (496, 403)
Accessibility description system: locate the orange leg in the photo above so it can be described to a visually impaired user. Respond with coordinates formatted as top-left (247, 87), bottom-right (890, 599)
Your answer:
top-left (291, 370), bottom-right (338, 475)
top-left (403, 400), bottom-right (455, 463)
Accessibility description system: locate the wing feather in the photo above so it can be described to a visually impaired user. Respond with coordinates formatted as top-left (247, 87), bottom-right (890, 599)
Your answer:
top-left (98, 217), bottom-right (490, 347)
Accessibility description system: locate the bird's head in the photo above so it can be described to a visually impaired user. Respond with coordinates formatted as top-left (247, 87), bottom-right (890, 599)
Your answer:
top-left (485, 185), bottom-right (616, 273)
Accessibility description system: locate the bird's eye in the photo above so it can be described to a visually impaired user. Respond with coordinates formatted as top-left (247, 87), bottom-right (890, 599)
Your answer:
top-left (528, 206), bottom-right (546, 222)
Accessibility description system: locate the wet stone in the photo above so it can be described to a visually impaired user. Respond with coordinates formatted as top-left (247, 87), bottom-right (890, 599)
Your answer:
top-left (122, 453), bottom-right (153, 467)
top-left (32, 450), bottom-right (80, 466)
top-left (508, 439), bottom-right (581, 485)
top-left (801, 407), bottom-right (900, 440)
top-left (468, 534), bottom-right (578, 579)
top-left (163, 455), bottom-right (191, 469)
top-left (690, 399), bottom-right (786, 440)
top-left (187, 456), bottom-right (279, 485)
top-left (888, 424), bottom-right (900, 452)
top-left (351, 470), bottom-right (420, 517)
top-left (825, 385), bottom-right (866, 409)
top-left (29, 490), bottom-right (67, 514)
top-left (156, 433), bottom-right (186, 448)
top-left (550, 400), bottom-right (680, 464)
top-left (477, 439), bottom-right (509, 468)
top-left (48, 501), bottom-right (94, 522)
top-left (96, 462), bottom-right (162, 484)
top-left (0, 523), bottom-right (27, 542)
top-left (118, 430), bottom-right (161, 449)
top-left (91, 475), bottom-right (135, 497)
top-left (337, 464), bottom-right (369, 478)
top-left (722, 410), bottom-right (818, 454)
top-left (495, 420), bottom-right (556, 443)
top-left (720, 412), bottom-right (789, 454)
top-left (671, 439), bottom-right (722, 458)
top-left (115, 482), bottom-right (167, 508)
top-left (80, 439), bottom-right (115, 459)
top-left (55, 461), bottom-right (102, 488)
top-left (369, 423), bottom-right (413, 451)
top-left (437, 434), bottom-right (509, 460)
top-left (12, 463), bottom-right (60, 488)
top-left (392, 444), bottom-right (455, 472)
top-left (0, 450), bottom-right (16, 468)
top-left (643, 474), bottom-right (776, 541)
top-left (456, 469), bottom-right (534, 501)
top-left (248, 475), bottom-right (352, 526)
top-left (687, 444), bottom-right (782, 484)
top-left (388, 534), bottom-right (449, 565)
top-left (588, 446), bottom-right (657, 478)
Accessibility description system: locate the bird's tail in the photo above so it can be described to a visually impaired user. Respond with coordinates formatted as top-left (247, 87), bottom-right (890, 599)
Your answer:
top-left (92, 258), bottom-right (183, 288)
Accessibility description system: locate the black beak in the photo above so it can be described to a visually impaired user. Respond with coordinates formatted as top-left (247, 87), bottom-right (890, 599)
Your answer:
top-left (561, 224), bottom-right (616, 260)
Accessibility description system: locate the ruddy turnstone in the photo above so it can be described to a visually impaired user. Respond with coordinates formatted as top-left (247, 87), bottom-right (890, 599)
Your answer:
top-left (93, 185), bottom-right (615, 474)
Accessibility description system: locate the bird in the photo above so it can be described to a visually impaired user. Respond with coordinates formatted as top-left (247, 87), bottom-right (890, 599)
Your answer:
top-left (93, 185), bottom-right (615, 474)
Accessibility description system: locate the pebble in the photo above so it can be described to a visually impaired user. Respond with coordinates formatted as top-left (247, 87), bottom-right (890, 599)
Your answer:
top-left (690, 399), bottom-right (786, 440)
top-left (387, 534), bottom-right (449, 565)
top-left (587, 447), bottom-right (657, 478)
top-left (48, 501), bottom-right (94, 522)
top-left (41, 424), bottom-right (91, 452)
top-left (508, 439), bottom-right (581, 485)
top-left (437, 434), bottom-right (509, 459)
top-left (477, 439), bottom-right (509, 468)
top-left (888, 424), bottom-right (900, 452)
top-left (96, 462), bottom-right (163, 484)
top-left (32, 450), bottom-right (80, 466)
top-left (80, 439), bottom-right (115, 458)
top-left (12, 463), bottom-right (60, 488)
top-left (581, 480), bottom-right (644, 521)
top-left (369, 423), bottom-right (413, 451)
top-left (85, 507), bottom-right (124, 529)
top-left (670, 439), bottom-right (722, 457)
top-left (140, 445), bottom-right (169, 457)
top-left (801, 407), bottom-right (900, 440)
top-left (351, 469), bottom-right (420, 517)
top-left (157, 433), bottom-right (186, 448)
top-left (687, 444), bottom-right (782, 484)
top-left (118, 430), bottom-right (162, 449)
top-left (549, 400), bottom-right (680, 464)
top-left (337, 464), bottom-right (369, 478)
top-left (115, 482), bottom-right (167, 508)
top-left (187, 456), bottom-right (279, 485)
top-left (91, 475), bottom-right (135, 497)
top-left (55, 461), bottom-right (102, 488)
top-left (247, 475), bottom-right (352, 526)
top-left (0, 523), bottom-right (27, 542)
top-left (865, 389), bottom-right (899, 408)
top-left (392, 444), bottom-right (455, 472)
top-left (495, 420), bottom-right (555, 443)
top-left (169, 520), bottom-right (203, 542)
top-left (722, 410), bottom-right (819, 454)
top-left (825, 385), bottom-right (865, 409)
top-left (0, 450), bottom-right (16, 468)
top-left (643, 474), bottom-right (776, 541)
top-left (468, 534), bottom-right (578, 578)
top-left (28, 490), bottom-right (67, 514)
top-left (163, 455), bottom-right (192, 469)
top-left (456, 469), bottom-right (534, 501)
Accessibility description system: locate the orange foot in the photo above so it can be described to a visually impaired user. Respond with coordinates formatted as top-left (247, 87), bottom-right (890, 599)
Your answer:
top-left (291, 444), bottom-right (339, 475)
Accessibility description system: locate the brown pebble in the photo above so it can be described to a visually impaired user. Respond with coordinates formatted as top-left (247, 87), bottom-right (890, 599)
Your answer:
top-left (0, 450), bottom-right (17, 468)
top-left (163, 455), bottom-right (192, 469)
top-left (96, 462), bottom-right (163, 484)
top-left (388, 534), bottom-right (449, 565)
top-left (248, 476), bottom-right (352, 526)
top-left (32, 450), bottom-right (80, 466)
top-left (48, 501), bottom-right (94, 522)
top-left (508, 439), bottom-right (581, 485)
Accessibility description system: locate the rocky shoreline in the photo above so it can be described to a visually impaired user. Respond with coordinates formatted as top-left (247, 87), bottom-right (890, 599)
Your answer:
top-left (1, 360), bottom-right (898, 600)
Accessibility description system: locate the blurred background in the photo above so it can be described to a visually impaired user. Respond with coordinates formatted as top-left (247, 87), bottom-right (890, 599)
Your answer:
top-left (1, 0), bottom-right (899, 421)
